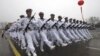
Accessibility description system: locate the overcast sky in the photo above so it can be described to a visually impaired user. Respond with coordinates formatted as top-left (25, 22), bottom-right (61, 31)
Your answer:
top-left (0, 0), bottom-right (100, 22)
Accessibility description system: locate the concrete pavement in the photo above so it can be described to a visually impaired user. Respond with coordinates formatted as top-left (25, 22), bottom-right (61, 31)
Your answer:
top-left (0, 34), bottom-right (13, 56)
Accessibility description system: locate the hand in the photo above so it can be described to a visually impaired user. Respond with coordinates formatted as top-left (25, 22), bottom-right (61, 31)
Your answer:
top-left (31, 16), bottom-right (34, 19)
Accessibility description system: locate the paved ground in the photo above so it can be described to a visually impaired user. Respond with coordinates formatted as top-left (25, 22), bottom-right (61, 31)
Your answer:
top-left (0, 30), bottom-right (13, 56)
top-left (86, 28), bottom-right (100, 56)
top-left (0, 28), bottom-right (100, 56)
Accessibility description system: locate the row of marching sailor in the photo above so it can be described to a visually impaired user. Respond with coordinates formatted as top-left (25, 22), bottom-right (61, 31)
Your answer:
top-left (6, 8), bottom-right (93, 56)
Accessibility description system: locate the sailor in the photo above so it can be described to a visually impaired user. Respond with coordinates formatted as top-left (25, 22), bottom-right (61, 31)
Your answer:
top-left (20, 15), bottom-right (25, 18)
top-left (18, 9), bottom-right (37, 56)
top-left (57, 16), bottom-right (72, 44)
top-left (47, 14), bottom-right (68, 47)
top-left (70, 19), bottom-right (81, 42)
top-left (63, 17), bottom-right (74, 42)
top-left (77, 21), bottom-right (89, 41)
top-left (2, 23), bottom-right (12, 39)
top-left (28, 16), bottom-right (39, 47)
top-left (72, 19), bottom-right (81, 41)
top-left (7, 22), bottom-right (19, 43)
top-left (64, 18), bottom-right (77, 42)
top-left (7, 16), bottom-right (22, 52)
top-left (16, 15), bottom-right (26, 49)
top-left (37, 12), bottom-right (55, 52)
top-left (74, 20), bottom-right (86, 41)
top-left (85, 22), bottom-right (93, 39)
top-left (82, 22), bottom-right (93, 40)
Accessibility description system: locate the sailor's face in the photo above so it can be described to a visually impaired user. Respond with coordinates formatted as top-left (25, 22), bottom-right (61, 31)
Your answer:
top-left (27, 11), bottom-right (32, 17)
top-left (51, 15), bottom-right (55, 19)
top-left (40, 14), bottom-right (44, 18)
top-left (65, 18), bottom-right (68, 22)
top-left (69, 19), bottom-right (72, 23)
top-left (58, 17), bottom-right (62, 21)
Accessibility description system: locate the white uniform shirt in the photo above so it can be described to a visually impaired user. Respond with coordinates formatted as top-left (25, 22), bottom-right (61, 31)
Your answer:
top-left (37, 18), bottom-right (49, 29)
top-left (17, 17), bottom-right (30, 30)
top-left (64, 22), bottom-right (71, 28)
top-left (28, 19), bottom-right (39, 30)
top-left (8, 22), bottom-right (19, 32)
top-left (47, 20), bottom-right (57, 29)
top-left (57, 21), bottom-right (64, 28)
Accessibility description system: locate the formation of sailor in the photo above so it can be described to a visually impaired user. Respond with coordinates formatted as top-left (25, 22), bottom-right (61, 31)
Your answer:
top-left (3, 8), bottom-right (93, 56)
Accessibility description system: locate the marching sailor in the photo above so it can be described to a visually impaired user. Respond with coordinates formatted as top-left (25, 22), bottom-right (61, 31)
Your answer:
top-left (16, 15), bottom-right (27, 49)
top-left (2, 23), bottom-right (12, 39)
top-left (74, 20), bottom-right (86, 41)
top-left (64, 18), bottom-right (77, 42)
top-left (37, 12), bottom-right (55, 52)
top-left (18, 9), bottom-right (37, 56)
top-left (78, 21), bottom-right (89, 40)
top-left (57, 16), bottom-right (72, 44)
top-left (47, 14), bottom-right (67, 47)
top-left (86, 23), bottom-right (93, 39)
top-left (69, 19), bottom-right (81, 42)
top-left (7, 21), bottom-right (20, 43)
top-left (82, 22), bottom-right (93, 40)
top-left (28, 17), bottom-right (39, 47)
top-left (63, 17), bottom-right (75, 42)
top-left (71, 19), bottom-right (81, 41)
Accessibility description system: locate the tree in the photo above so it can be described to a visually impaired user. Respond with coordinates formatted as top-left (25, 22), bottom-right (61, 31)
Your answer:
top-left (87, 16), bottom-right (100, 28)
top-left (88, 17), bottom-right (100, 25)
top-left (95, 22), bottom-right (100, 28)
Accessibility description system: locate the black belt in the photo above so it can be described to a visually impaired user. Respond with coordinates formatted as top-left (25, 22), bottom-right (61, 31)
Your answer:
top-left (27, 27), bottom-right (39, 31)
top-left (41, 27), bottom-right (47, 30)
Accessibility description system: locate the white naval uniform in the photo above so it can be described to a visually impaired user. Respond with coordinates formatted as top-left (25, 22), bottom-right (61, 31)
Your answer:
top-left (57, 21), bottom-right (72, 44)
top-left (37, 18), bottom-right (54, 52)
top-left (70, 23), bottom-right (80, 41)
top-left (87, 25), bottom-right (93, 38)
top-left (18, 17), bottom-right (37, 56)
top-left (47, 20), bottom-right (67, 47)
top-left (64, 22), bottom-right (76, 42)
top-left (14, 19), bottom-right (26, 49)
top-left (69, 23), bottom-right (81, 42)
top-left (28, 19), bottom-right (39, 47)
top-left (73, 23), bottom-right (85, 41)
top-left (17, 30), bottom-right (26, 49)
top-left (81, 24), bottom-right (90, 40)
top-left (8, 22), bottom-right (21, 45)
top-left (8, 22), bottom-right (18, 39)
top-left (83, 24), bottom-right (93, 39)
top-left (77, 24), bottom-right (88, 40)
